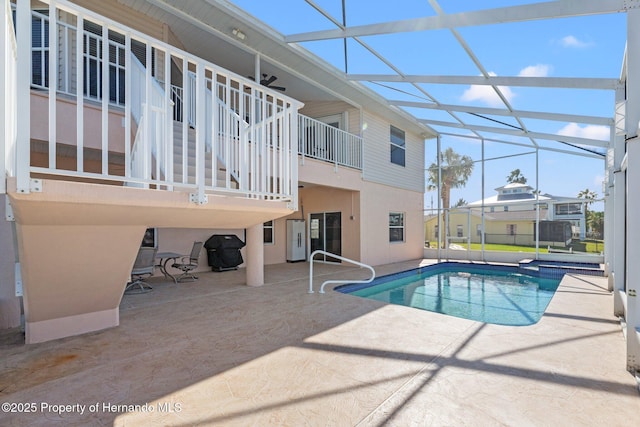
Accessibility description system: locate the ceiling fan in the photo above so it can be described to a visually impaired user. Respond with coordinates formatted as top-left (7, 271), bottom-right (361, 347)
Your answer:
top-left (249, 73), bottom-right (286, 92)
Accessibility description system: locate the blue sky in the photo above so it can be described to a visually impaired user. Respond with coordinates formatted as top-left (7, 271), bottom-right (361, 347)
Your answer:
top-left (229, 1), bottom-right (627, 211)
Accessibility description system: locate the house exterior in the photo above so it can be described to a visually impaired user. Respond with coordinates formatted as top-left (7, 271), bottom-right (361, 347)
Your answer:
top-left (0, 0), bottom-right (432, 343)
top-left (425, 183), bottom-right (586, 247)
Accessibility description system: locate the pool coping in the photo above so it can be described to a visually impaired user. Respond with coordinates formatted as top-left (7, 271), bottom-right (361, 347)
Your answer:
top-left (335, 260), bottom-right (603, 294)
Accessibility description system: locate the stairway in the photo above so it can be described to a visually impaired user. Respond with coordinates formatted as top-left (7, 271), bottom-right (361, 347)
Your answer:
top-left (170, 121), bottom-right (238, 190)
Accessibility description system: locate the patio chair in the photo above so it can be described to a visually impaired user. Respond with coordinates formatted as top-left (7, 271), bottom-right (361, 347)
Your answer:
top-left (125, 247), bottom-right (158, 294)
top-left (171, 241), bottom-right (203, 282)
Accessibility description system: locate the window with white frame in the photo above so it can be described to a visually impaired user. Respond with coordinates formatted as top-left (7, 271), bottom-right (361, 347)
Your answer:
top-left (389, 212), bottom-right (405, 242)
top-left (390, 125), bottom-right (406, 167)
top-left (507, 224), bottom-right (517, 236)
top-left (263, 220), bottom-right (274, 244)
top-left (457, 225), bottom-right (463, 237)
top-left (84, 21), bottom-right (127, 104)
top-left (24, 9), bottom-right (127, 106)
top-left (31, 9), bottom-right (49, 89)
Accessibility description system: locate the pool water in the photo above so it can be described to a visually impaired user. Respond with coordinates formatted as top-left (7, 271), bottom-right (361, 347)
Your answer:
top-left (338, 265), bottom-right (562, 326)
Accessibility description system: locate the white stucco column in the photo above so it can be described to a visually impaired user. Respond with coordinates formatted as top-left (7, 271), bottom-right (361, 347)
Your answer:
top-left (245, 224), bottom-right (264, 287)
top-left (625, 8), bottom-right (640, 372)
top-left (611, 86), bottom-right (626, 311)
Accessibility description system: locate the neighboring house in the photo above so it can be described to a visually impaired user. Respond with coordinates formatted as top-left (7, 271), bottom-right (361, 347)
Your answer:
top-left (0, 0), bottom-right (432, 342)
top-left (425, 183), bottom-right (586, 247)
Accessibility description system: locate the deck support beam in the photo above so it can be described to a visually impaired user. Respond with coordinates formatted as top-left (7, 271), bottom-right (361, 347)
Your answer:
top-left (245, 223), bottom-right (264, 287)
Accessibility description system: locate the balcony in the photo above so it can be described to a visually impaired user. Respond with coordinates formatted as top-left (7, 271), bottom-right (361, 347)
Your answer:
top-left (4, 0), bottom-right (302, 204)
top-left (298, 115), bottom-right (363, 171)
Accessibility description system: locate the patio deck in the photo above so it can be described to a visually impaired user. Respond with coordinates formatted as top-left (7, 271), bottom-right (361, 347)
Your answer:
top-left (0, 259), bottom-right (638, 426)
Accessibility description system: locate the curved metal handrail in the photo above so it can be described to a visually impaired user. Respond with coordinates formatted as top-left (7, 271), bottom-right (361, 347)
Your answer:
top-left (308, 250), bottom-right (375, 294)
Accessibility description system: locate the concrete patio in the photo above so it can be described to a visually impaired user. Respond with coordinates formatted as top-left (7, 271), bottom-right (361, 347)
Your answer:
top-left (1, 259), bottom-right (639, 426)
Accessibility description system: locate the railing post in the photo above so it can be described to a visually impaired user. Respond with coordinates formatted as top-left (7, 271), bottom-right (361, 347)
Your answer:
top-left (15, 0), bottom-right (31, 193)
top-left (333, 128), bottom-right (338, 171)
top-left (290, 106), bottom-right (299, 207)
top-left (192, 61), bottom-right (207, 205)
top-left (0, 0), bottom-right (15, 194)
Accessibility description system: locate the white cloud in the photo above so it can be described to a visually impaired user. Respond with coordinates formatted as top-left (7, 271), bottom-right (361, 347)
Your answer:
top-left (557, 123), bottom-right (610, 141)
top-left (594, 174), bottom-right (605, 189)
top-left (560, 35), bottom-right (592, 48)
top-left (518, 64), bottom-right (551, 77)
top-left (460, 72), bottom-right (515, 107)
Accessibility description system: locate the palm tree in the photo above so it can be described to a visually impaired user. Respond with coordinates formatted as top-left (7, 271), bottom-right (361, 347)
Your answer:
top-left (427, 148), bottom-right (474, 246)
top-left (507, 168), bottom-right (527, 184)
top-left (454, 198), bottom-right (467, 208)
top-left (577, 188), bottom-right (598, 232)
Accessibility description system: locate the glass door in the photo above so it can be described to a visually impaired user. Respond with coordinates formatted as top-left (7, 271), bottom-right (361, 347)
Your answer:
top-left (310, 212), bottom-right (341, 262)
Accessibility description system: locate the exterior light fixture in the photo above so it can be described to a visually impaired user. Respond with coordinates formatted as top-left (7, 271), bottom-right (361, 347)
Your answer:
top-left (232, 28), bottom-right (246, 40)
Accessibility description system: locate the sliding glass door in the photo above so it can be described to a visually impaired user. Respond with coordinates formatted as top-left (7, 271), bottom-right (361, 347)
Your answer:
top-left (310, 212), bottom-right (341, 262)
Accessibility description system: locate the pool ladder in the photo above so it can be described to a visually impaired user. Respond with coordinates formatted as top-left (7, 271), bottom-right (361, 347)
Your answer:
top-left (308, 250), bottom-right (376, 294)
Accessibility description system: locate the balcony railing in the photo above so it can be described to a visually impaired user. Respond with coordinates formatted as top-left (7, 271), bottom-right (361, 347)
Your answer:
top-left (5, 0), bottom-right (302, 204)
top-left (298, 115), bottom-right (363, 170)
top-left (170, 76), bottom-right (364, 172)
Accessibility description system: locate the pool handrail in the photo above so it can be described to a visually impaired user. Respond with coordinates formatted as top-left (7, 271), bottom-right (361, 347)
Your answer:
top-left (308, 250), bottom-right (376, 294)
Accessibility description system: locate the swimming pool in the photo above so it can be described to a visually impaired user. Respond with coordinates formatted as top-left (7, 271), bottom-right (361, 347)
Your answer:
top-left (336, 263), bottom-right (563, 326)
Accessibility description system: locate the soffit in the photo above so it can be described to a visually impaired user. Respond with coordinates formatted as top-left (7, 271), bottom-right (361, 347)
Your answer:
top-left (116, 0), bottom-right (433, 137)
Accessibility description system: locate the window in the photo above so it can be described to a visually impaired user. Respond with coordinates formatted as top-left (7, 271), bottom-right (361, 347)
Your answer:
top-left (263, 220), bottom-right (274, 244)
top-left (434, 224), bottom-right (439, 238)
top-left (490, 206), bottom-right (495, 213)
top-left (83, 21), bottom-right (126, 104)
top-left (507, 224), bottom-right (517, 236)
top-left (31, 10), bottom-right (49, 88)
top-left (389, 212), bottom-right (405, 242)
top-left (503, 206), bottom-right (509, 212)
top-left (476, 224), bottom-right (483, 237)
top-left (554, 203), bottom-right (582, 215)
top-left (390, 125), bottom-right (405, 167)
top-left (27, 12), bottom-right (126, 105)
top-left (457, 225), bottom-right (463, 238)
top-left (141, 228), bottom-right (157, 248)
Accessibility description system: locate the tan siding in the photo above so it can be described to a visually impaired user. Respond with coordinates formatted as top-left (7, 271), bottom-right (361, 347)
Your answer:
top-left (362, 111), bottom-right (424, 193)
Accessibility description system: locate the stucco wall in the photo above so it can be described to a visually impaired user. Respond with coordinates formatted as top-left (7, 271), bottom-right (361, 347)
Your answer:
top-left (263, 185), bottom-right (361, 265)
top-left (360, 182), bottom-right (424, 266)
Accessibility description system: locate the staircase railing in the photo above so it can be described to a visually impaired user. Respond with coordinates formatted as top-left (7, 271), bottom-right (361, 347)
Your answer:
top-left (308, 250), bottom-right (375, 294)
top-left (130, 55), bottom-right (172, 186)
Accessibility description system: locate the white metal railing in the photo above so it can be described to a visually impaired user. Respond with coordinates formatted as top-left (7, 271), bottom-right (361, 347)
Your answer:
top-left (308, 250), bottom-right (375, 294)
top-left (13, 0), bottom-right (302, 203)
top-left (299, 115), bottom-right (363, 170)
top-left (129, 55), bottom-right (171, 186)
top-left (1, 0), bottom-right (17, 194)
top-left (173, 77), bottom-right (363, 173)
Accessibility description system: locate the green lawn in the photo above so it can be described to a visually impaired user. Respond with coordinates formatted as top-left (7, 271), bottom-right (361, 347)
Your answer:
top-left (425, 240), bottom-right (605, 254)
